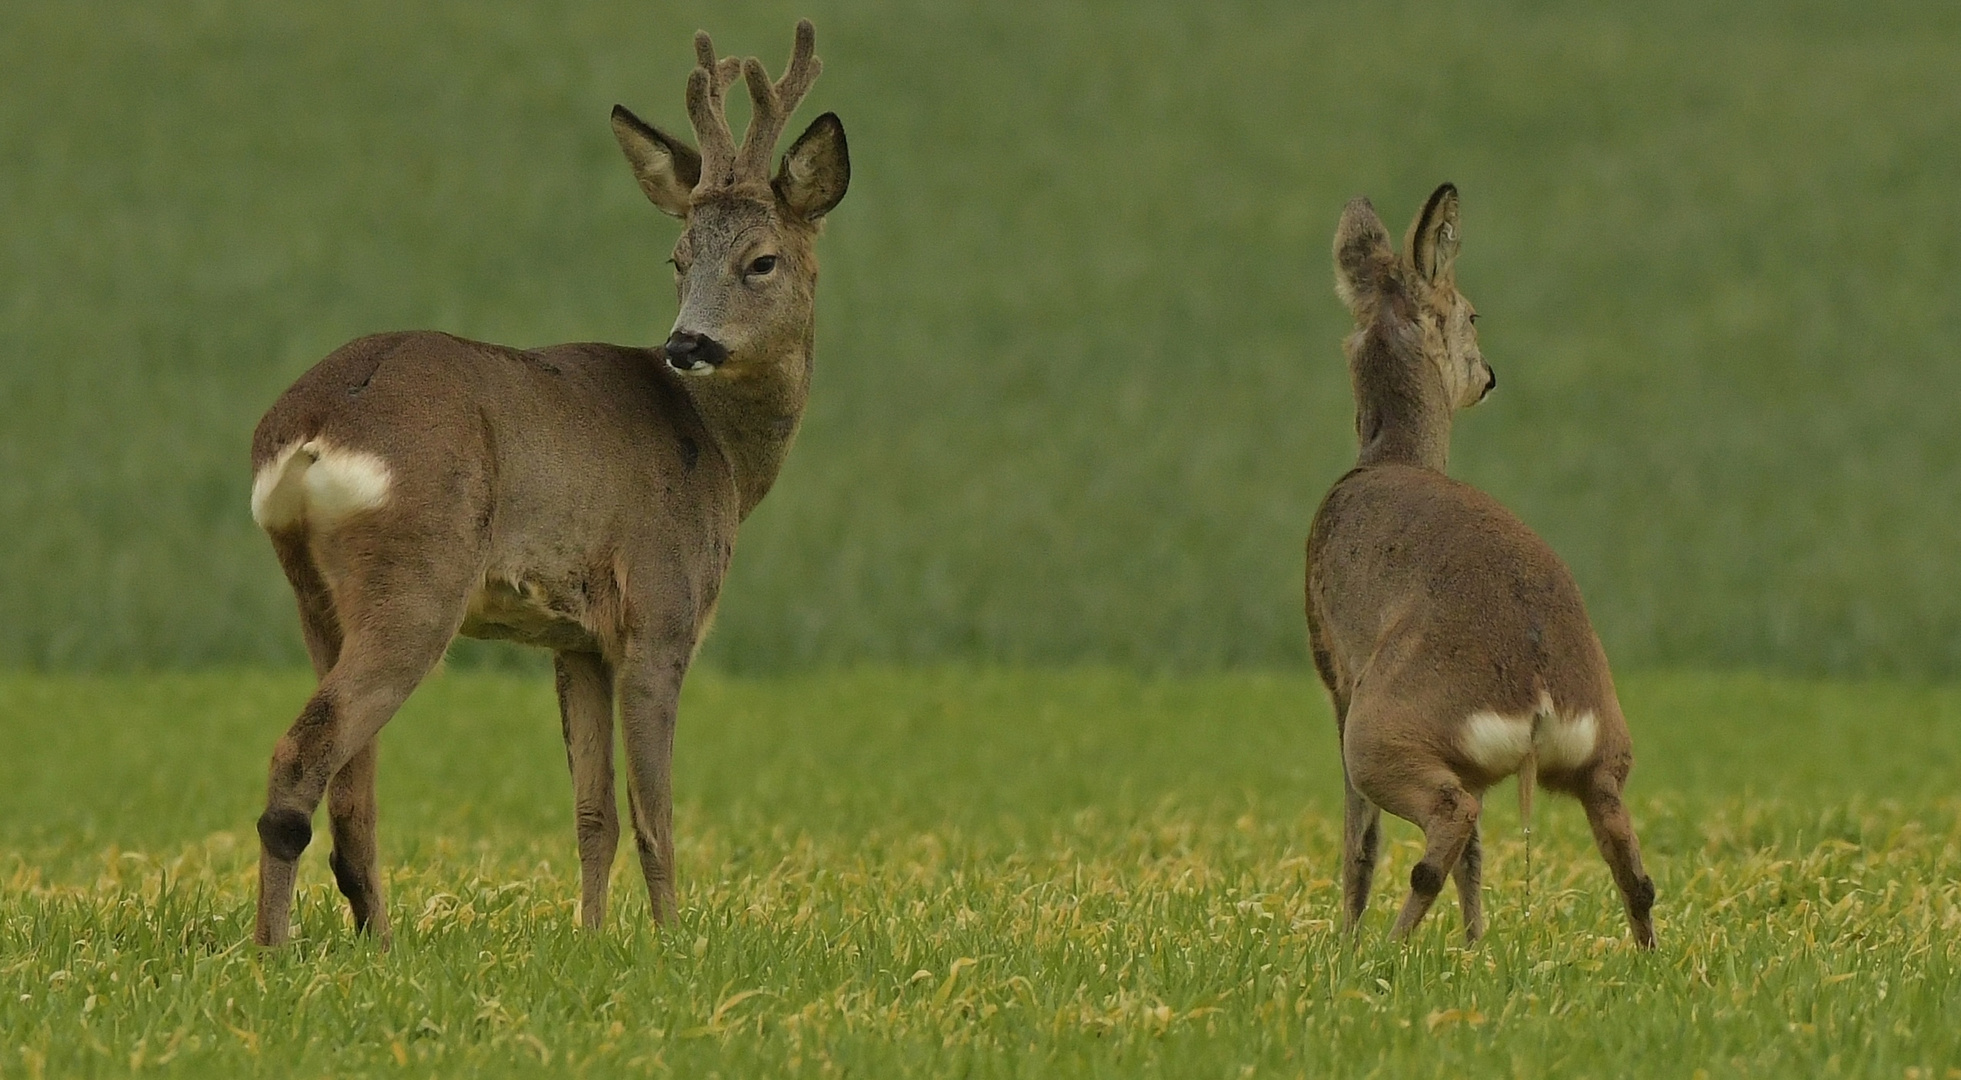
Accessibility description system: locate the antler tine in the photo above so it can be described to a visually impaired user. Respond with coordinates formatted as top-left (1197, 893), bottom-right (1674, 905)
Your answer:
top-left (733, 19), bottom-right (824, 181)
top-left (693, 31), bottom-right (745, 91)
top-left (776, 19), bottom-right (822, 118)
top-left (685, 30), bottom-right (744, 190)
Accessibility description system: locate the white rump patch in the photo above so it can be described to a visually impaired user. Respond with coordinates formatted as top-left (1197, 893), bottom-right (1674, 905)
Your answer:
top-left (1461, 702), bottom-right (1598, 776)
top-left (249, 438), bottom-right (392, 530)
top-left (249, 443), bottom-right (309, 529)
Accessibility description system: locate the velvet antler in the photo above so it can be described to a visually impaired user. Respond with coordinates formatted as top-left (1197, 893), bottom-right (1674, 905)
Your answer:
top-left (685, 20), bottom-right (822, 194)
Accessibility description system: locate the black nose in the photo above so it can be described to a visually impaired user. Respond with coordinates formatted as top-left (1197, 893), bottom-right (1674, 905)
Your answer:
top-left (1484, 367), bottom-right (1497, 393)
top-left (663, 331), bottom-right (728, 372)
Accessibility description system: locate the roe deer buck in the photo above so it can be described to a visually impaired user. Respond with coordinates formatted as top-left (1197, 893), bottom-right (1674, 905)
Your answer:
top-left (1305, 184), bottom-right (1656, 948)
top-left (246, 21), bottom-right (849, 946)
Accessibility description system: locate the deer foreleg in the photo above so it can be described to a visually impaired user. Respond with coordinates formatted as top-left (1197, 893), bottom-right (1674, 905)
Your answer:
top-left (556, 650), bottom-right (619, 930)
top-left (616, 647), bottom-right (687, 925)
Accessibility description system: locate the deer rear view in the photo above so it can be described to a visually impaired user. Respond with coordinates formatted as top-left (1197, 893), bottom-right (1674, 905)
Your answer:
top-left (1306, 184), bottom-right (1656, 948)
top-left (245, 22), bottom-right (848, 946)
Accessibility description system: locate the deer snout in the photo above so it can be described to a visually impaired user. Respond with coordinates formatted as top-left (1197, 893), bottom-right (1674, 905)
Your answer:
top-left (663, 331), bottom-right (728, 373)
top-left (1484, 365), bottom-right (1497, 394)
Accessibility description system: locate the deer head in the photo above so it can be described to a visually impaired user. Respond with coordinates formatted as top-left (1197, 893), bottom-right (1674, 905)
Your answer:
top-left (609, 20), bottom-right (849, 378)
top-left (1331, 183), bottom-right (1493, 470)
top-left (1334, 183), bottom-right (1492, 413)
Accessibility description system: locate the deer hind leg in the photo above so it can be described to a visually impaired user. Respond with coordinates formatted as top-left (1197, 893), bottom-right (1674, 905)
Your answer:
top-left (1452, 820), bottom-right (1484, 944)
top-left (1344, 688), bottom-right (1482, 942)
top-left (1318, 634), bottom-right (1381, 935)
top-left (556, 651), bottom-right (619, 930)
top-left (1384, 779), bottom-right (1481, 942)
top-left (1340, 772), bottom-right (1382, 936)
top-left (270, 530), bottom-right (389, 943)
top-left (325, 738), bottom-right (389, 944)
top-left (254, 556), bottom-right (470, 947)
top-left (1578, 760), bottom-right (1657, 949)
top-left (270, 529), bottom-right (342, 678)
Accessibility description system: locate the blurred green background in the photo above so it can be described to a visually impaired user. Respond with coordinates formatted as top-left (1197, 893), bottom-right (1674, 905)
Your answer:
top-left (2, 0), bottom-right (1958, 674)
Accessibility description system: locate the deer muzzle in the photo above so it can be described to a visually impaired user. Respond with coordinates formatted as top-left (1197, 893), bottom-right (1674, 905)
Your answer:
top-left (664, 330), bottom-right (729, 373)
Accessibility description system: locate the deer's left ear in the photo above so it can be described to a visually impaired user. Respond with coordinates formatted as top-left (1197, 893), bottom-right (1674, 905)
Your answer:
top-left (1406, 183), bottom-right (1460, 283)
top-left (775, 113), bottom-right (849, 222)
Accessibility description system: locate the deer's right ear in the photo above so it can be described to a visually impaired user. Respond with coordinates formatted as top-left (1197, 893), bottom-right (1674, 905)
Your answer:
top-left (1333, 197), bottom-right (1394, 312)
top-left (611, 105), bottom-right (700, 218)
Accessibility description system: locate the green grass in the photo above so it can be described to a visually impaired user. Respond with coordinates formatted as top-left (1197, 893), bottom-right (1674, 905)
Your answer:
top-left (2, 668), bottom-right (1958, 1075)
top-left (4, 1), bottom-right (1961, 673)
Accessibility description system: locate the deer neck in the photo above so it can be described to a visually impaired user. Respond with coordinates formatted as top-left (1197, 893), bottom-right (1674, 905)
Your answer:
top-left (1349, 318), bottom-right (1452, 473)
top-left (683, 332), bottom-right (812, 518)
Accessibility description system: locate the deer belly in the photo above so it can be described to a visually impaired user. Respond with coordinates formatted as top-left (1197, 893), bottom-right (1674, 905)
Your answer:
top-left (1460, 710), bottom-right (1598, 776)
top-left (460, 577), bottom-right (598, 651)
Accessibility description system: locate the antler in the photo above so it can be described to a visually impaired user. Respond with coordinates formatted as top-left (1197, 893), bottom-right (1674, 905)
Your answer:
top-left (684, 20), bottom-right (822, 194)
top-left (735, 20), bottom-right (822, 181)
top-left (684, 32), bottom-right (745, 190)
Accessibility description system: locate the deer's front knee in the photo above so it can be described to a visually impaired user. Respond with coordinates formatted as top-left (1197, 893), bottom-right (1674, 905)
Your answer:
top-left (576, 806), bottom-right (617, 840)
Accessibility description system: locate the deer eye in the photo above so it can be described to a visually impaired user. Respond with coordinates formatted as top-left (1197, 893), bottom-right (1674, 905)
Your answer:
top-left (1468, 312), bottom-right (1479, 325)
top-left (746, 255), bottom-right (778, 276)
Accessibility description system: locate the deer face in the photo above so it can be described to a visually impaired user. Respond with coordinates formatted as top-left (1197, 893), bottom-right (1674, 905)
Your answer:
top-left (663, 199), bottom-right (801, 373)
top-left (1423, 278), bottom-right (1492, 411)
top-left (610, 23), bottom-right (849, 377)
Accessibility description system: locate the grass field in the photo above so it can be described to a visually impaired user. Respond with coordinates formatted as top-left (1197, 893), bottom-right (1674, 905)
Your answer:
top-left (1, 667), bottom-right (1957, 1076)
top-left (4, 1), bottom-right (1961, 674)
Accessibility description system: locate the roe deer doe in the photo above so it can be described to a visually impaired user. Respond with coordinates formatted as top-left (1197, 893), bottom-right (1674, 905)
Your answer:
top-left (1306, 184), bottom-right (1656, 948)
top-left (246, 21), bottom-right (849, 946)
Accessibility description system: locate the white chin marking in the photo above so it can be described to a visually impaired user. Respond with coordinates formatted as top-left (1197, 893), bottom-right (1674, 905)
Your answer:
top-left (1461, 706), bottom-right (1598, 775)
top-left (250, 438), bottom-right (392, 530)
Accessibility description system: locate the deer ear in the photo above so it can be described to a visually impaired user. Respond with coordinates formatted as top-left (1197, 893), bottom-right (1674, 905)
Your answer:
top-left (611, 105), bottom-right (700, 218)
top-left (774, 113), bottom-right (849, 222)
top-left (1406, 183), bottom-right (1460, 283)
top-left (1333, 197), bottom-right (1394, 312)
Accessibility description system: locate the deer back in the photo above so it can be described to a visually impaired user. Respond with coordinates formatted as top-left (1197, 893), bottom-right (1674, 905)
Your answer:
top-left (1307, 463), bottom-right (1615, 724)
